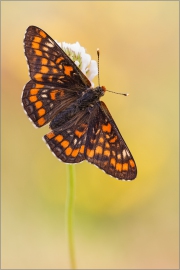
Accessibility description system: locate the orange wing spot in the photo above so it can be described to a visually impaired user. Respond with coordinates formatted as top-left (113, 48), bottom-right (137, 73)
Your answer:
top-left (65, 147), bottom-right (73, 156)
top-left (34, 49), bottom-right (42, 56)
top-left (102, 123), bottom-right (112, 133)
top-left (29, 96), bottom-right (37, 102)
top-left (95, 146), bottom-right (103, 155)
top-left (110, 158), bottom-right (116, 167)
top-left (61, 140), bottom-right (69, 148)
top-left (48, 75), bottom-right (53, 82)
top-left (39, 30), bottom-right (47, 38)
top-left (41, 58), bottom-right (48, 65)
top-left (104, 150), bottom-right (110, 157)
top-left (50, 90), bottom-right (59, 100)
top-left (60, 90), bottom-right (64, 97)
top-left (49, 60), bottom-right (55, 67)
top-left (80, 145), bottom-right (85, 154)
top-left (30, 88), bottom-right (39, 95)
top-left (116, 163), bottom-right (122, 171)
top-left (52, 68), bottom-right (58, 74)
top-left (37, 117), bottom-right (45, 126)
top-left (35, 83), bottom-right (44, 88)
top-left (64, 65), bottom-right (73, 76)
top-left (34, 73), bottom-right (43, 81)
top-left (122, 163), bottom-right (128, 171)
top-left (46, 132), bottom-right (55, 139)
top-left (38, 108), bottom-right (45, 117)
top-left (90, 138), bottom-right (96, 144)
top-left (109, 136), bottom-right (117, 143)
top-left (56, 57), bottom-right (64, 64)
top-left (55, 135), bottom-right (63, 142)
top-left (105, 142), bottom-right (110, 148)
top-left (32, 42), bottom-right (39, 49)
top-left (40, 66), bottom-right (49, 74)
top-left (75, 129), bottom-right (86, 138)
top-left (117, 154), bottom-right (121, 160)
top-left (71, 148), bottom-right (79, 157)
top-left (87, 148), bottom-right (95, 158)
top-left (33, 36), bottom-right (42, 43)
top-left (99, 137), bottom-right (104, 143)
top-left (129, 159), bottom-right (135, 168)
top-left (35, 101), bottom-right (43, 109)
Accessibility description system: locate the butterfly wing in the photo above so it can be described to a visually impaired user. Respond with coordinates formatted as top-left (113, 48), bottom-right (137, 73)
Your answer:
top-left (24, 25), bottom-right (91, 88)
top-left (22, 80), bottom-right (80, 127)
top-left (44, 108), bottom-right (91, 163)
top-left (85, 101), bottom-right (137, 180)
top-left (22, 26), bottom-right (91, 127)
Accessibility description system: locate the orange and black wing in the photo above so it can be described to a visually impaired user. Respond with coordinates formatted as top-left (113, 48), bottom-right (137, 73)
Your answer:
top-left (22, 80), bottom-right (79, 127)
top-left (85, 101), bottom-right (137, 180)
top-left (44, 109), bottom-right (91, 163)
top-left (24, 25), bottom-right (91, 88)
top-left (22, 26), bottom-right (91, 127)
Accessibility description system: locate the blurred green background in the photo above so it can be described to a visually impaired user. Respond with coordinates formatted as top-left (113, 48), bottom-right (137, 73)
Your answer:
top-left (1, 1), bottom-right (179, 269)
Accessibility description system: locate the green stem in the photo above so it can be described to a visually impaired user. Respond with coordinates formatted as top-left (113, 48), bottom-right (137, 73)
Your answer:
top-left (66, 164), bottom-right (76, 269)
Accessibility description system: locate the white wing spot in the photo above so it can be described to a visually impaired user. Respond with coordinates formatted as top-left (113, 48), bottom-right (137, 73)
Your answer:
top-left (73, 138), bottom-right (77, 145)
top-left (42, 89), bottom-right (48, 93)
top-left (41, 94), bottom-right (48, 98)
top-left (122, 149), bottom-right (127, 159)
top-left (47, 39), bottom-right (55, 47)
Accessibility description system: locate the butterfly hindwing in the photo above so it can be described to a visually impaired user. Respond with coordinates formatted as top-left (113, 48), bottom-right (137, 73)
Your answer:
top-left (44, 109), bottom-right (91, 163)
top-left (85, 101), bottom-right (137, 180)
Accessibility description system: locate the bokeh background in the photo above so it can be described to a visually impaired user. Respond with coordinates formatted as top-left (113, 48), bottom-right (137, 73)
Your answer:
top-left (1, 1), bottom-right (179, 269)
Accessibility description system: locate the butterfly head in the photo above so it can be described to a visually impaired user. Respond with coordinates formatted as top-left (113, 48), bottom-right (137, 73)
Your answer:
top-left (93, 86), bottom-right (106, 99)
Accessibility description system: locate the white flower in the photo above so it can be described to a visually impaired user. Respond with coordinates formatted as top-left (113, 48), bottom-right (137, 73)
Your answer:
top-left (56, 40), bottom-right (98, 87)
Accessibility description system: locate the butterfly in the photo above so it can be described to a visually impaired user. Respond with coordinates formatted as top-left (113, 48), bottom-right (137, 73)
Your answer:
top-left (22, 26), bottom-right (137, 180)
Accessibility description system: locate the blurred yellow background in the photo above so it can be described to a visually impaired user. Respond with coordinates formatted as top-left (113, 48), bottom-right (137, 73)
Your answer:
top-left (1, 1), bottom-right (179, 269)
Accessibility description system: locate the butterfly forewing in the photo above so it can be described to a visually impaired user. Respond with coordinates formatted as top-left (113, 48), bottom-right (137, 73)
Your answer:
top-left (24, 26), bottom-right (91, 88)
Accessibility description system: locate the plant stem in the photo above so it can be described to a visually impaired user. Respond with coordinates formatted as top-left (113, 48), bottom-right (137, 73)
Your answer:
top-left (66, 164), bottom-right (76, 269)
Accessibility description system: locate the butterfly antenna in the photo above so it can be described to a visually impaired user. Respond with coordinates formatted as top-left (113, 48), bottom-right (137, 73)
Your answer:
top-left (106, 89), bottom-right (129, 96)
top-left (97, 48), bottom-right (100, 86)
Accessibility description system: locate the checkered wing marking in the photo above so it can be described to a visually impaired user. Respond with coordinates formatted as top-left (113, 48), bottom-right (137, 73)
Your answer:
top-left (22, 80), bottom-right (79, 127)
top-left (24, 25), bottom-right (91, 89)
top-left (85, 101), bottom-right (137, 180)
top-left (44, 109), bottom-right (91, 163)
